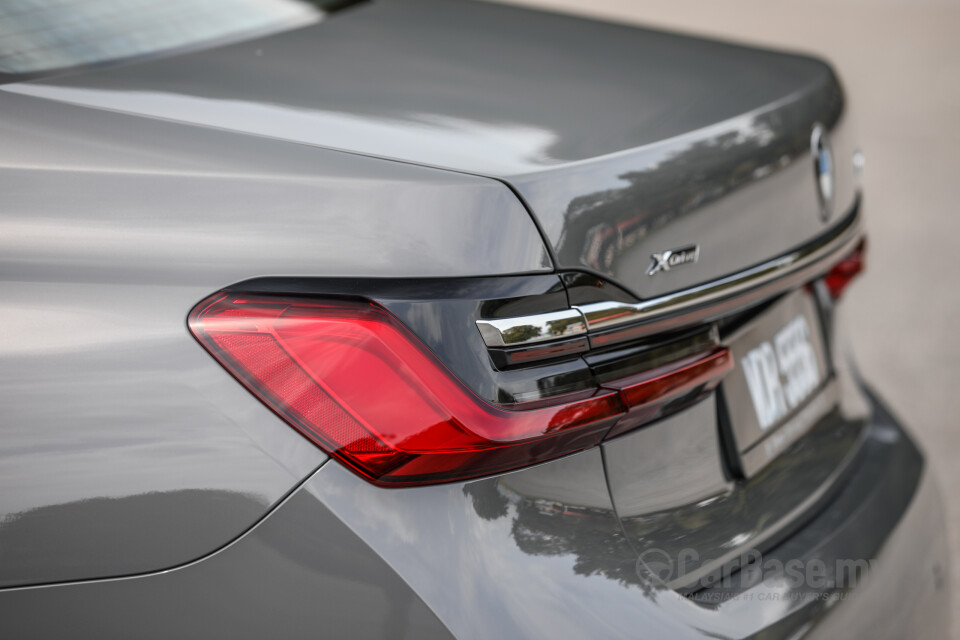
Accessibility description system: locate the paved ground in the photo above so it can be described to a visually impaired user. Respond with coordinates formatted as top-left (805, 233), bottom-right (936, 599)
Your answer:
top-left (495, 0), bottom-right (960, 631)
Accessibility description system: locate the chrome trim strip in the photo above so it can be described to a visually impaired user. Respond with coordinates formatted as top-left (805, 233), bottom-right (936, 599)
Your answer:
top-left (576, 207), bottom-right (862, 337)
top-left (477, 205), bottom-right (861, 351)
top-left (500, 336), bottom-right (590, 366)
top-left (476, 308), bottom-right (587, 347)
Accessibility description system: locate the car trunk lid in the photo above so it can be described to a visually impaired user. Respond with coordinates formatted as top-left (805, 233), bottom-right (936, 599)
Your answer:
top-left (3, 0), bottom-right (858, 298)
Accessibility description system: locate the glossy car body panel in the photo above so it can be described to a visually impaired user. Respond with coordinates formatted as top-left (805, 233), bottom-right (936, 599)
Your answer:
top-left (310, 448), bottom-right (658, 639)
top-left (4, 0), bottom-right (857, 299)
top-left (304, 390), bottom-right (947, 640)
top-left (603, 396), bottom-right (731, 517)
top-left (0, 386), bottom-right (947, 639)
top-left (0, 1), bottom-right (948, 637)
top-left (0, 91), bottom-right (549, 284)
top-left (619, 384), bottom-right (865, 592)
top-left (0, 473), bottom-right (454, 640)
top-left (0, 87), bottom-right (549, 585)
top-left (0, 388), bottom-right (949, 640)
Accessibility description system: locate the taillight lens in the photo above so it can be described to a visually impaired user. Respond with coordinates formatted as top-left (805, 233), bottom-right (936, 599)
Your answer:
top-left (189, 293), bottom-right (623, 486)
top-left (824, 238), bottom-right (866, 299)
top-left (189, 292), bottom-right (731, 486)
top-left (603, 348), bottom-right (733, 439)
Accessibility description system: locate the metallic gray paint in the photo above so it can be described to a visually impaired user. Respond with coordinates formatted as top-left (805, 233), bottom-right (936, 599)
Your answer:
top-left (0, 390), bottom-right (946, 639)
top-left (0, 1), bottom-right (947, 637)
top-left (0, 87), bottom-right (548, 585)
top-left (0, 91), bottom-right (549, 285)
top-left (474, 201), bottom-right (861, 352)
top-left (4, 0), bottom-right (858, 299)
top-left (306, 391), bottom-right (941, 640)
top-left (620, 383), bottom-right (861, 592)
top-left (0, 470), bottom-right (454, 639)
top-left (603, 396), bottom-right (731, 517)
top-left (308, 448), bottom-right (662, 639)
top-left (804, 477), bottom-right (951, 640)
top-left (572, 202), bottom-right (862, 342)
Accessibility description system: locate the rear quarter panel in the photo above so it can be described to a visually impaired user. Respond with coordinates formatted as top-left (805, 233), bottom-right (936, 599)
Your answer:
top-left (0, 89), bottom-right (550, 586)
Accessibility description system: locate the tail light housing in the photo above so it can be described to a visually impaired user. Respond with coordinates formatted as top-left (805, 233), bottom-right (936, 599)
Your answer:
top-left (189, 292), bottom-right (732, 487)
top-left (824, 238), bottom-right (866, 299)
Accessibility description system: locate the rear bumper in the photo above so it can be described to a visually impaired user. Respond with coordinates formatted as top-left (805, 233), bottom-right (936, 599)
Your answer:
top-left (0, 385), bottom-right (949, 639)
top-left (808, 464), bottom-right (951, 639)
top-left (688, 387), bottom-right (952, 639)
top-left (803, 390), bottom-right (951, 640)
top-left (306, 384), bottom-right (951, 640)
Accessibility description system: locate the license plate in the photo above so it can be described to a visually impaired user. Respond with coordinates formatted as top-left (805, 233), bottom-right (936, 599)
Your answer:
top-left (722, 290), bottom-right (832, 476)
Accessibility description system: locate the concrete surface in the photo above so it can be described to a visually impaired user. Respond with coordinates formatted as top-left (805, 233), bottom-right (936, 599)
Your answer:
top-left (492, 0), bottom-right (960, 632)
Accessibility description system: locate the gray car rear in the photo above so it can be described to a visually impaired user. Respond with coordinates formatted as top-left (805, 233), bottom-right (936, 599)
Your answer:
top-left (0, 0), bottom-right (949, 638)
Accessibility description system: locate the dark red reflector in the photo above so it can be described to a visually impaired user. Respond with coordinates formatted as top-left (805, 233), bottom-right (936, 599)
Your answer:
top-left (824, 238), bottom-right (866, 299)
top-left (189, 293), bottom-right (626, 486)
top-left (601, 347), bottom-right (734, 440)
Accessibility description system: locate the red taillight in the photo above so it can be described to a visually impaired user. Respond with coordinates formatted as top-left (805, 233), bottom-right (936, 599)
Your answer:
top-left (189, 292), bottom-right (731, 486)
top-left (602, 348), bottom-right (734, 440)
top-left (824, 238), bottom-right (866, 299)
